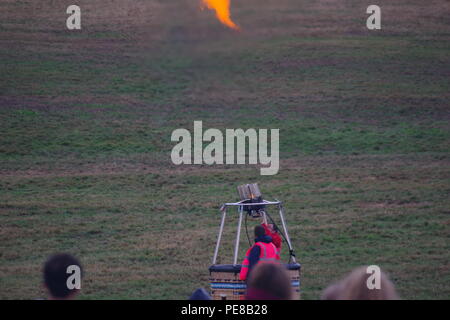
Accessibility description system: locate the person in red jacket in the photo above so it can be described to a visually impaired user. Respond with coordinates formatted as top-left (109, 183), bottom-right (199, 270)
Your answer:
top-left (261, 222), bottom-right (282, 252)
top-left (239, 225), bottom-right (280, 281)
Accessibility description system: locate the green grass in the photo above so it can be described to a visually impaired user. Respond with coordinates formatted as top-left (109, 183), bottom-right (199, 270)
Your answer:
top-left (0, 0), bottom-right (449, 299)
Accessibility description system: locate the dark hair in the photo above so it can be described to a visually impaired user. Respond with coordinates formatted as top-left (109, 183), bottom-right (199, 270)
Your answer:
top-left (254, 225), bottom-right (266, 238)
top-left (43, 253), bottom-right (82, 299)
top-left (189, 288), bottom-right (212, 300)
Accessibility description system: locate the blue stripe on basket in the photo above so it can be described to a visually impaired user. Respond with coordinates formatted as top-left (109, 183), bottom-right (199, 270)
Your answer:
top-left (211, 283), bottom-right (247, 290)
top-left (211, 281), bottom-right (300, 290)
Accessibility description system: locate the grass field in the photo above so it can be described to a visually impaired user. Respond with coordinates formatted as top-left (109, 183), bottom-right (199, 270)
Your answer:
top-left (1, 0), bottom-right (449, 299)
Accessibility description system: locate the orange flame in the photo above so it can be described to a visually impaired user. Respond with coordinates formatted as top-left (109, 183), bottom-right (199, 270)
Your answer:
top-left (201, 0), bottom-right (240, 30)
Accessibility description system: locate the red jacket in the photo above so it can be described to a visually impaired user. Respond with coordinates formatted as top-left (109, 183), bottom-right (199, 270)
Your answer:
top-left (262, 223), bottom-right (282, 251)
top-left (239, 240), bottom-right (279, 280)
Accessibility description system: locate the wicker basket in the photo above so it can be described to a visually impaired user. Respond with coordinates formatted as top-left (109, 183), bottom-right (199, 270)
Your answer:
top-left (209, 263), bottom-right (301, 300)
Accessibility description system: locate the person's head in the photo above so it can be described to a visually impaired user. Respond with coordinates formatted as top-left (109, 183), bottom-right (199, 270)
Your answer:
top-left (321, 266), bottom-right (399, 300)
top-left (43, 253), bottom-right (82, 300)
top-left (254, 225), bottom-right (266, 238)
top-left (320, 282), bottom-right (344, 300)
top-left (245, 262), bottom-right (292, 300)
top-left (189, 288), bottom-right (212, 300)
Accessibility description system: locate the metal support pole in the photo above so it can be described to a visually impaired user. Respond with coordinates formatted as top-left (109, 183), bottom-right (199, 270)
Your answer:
top-left (278, 203), bottom-right (296, 263)
top-left (233, 205), bottom-right (244, 265)
top-left (262, 211), bottom-right (268, 225)
top-left (212, 208), bottom-right (227, 265)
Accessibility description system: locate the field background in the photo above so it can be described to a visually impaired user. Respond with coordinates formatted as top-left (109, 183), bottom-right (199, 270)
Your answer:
top-left (1, 0), bottom-right (449, 299)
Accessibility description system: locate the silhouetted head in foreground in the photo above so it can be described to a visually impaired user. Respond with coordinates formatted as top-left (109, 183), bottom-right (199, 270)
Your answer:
top-left (245, 262), bottom-right (292, 300)
top-left (43, 253), bottom-right (82, 300)
top-left (321, 266), bottom-right (400, 300)
top-left (189, 288), bottom-right (212, 300)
